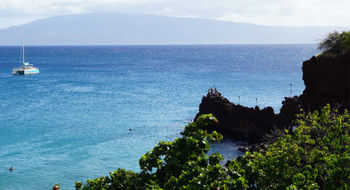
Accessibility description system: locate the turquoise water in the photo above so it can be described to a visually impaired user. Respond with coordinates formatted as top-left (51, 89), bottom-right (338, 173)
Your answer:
top-left (0, 45), bottom-right (318, 189)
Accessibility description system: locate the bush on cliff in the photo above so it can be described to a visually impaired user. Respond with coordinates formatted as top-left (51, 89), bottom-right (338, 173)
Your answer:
top-left (75, 105), bottom-right (349, 189)
top-left (318, 31), bottom-right (350, 55)
top-left (238, 104), bottom-right (350, 189)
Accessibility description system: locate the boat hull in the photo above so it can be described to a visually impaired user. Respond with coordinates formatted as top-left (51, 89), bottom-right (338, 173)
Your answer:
top-left (24, 69), bottom-right (40, 75)
top-left (13, 66), bottom-right (40, 75)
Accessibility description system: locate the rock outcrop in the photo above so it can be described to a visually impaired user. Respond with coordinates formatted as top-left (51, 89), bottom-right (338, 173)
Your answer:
top-left (195, 94), bottom-right (275, 143)
top-left (195, 52), bottom-right (350, 144)
top-left (300, 52), bottom-right (350, 111)
top-left (276, 96), bottom-right (302, 127)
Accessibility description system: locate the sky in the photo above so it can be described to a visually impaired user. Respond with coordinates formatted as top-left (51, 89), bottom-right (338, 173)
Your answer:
top-left (0, 0), bottom-right (350, 29)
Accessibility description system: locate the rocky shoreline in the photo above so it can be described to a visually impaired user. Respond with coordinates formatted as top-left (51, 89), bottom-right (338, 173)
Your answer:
top-left (194, 94), bottom-right (276, 143)
top-left (195, 52), bottom-right (350, 152)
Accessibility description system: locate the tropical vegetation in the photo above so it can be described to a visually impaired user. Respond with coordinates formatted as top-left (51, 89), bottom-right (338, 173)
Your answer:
top-left (318, 31), bottom-right (350, 55)
top-left (74, 105), bottom-right (350, 189)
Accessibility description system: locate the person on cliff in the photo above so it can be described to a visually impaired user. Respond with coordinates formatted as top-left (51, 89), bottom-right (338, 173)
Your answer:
top-left (208, 88), bottom-right (213, 96)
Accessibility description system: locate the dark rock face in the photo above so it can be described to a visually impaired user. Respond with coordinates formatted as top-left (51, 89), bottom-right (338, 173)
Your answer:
top-left (277, 96), bottom-right (302, 127)
top-left (277, 53), bottom-right (350, 127)
top-left (195, 94), bottom-right (299, 143)
top-left (300, 53), bottom-right (350, 111)
top-left (195, 95), bottom-right (275, 142)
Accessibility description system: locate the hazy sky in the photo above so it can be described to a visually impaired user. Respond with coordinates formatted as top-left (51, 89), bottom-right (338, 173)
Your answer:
top-left (0, 0), bottom-right (349, 29)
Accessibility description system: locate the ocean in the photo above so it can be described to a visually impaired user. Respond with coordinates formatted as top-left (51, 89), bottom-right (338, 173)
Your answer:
top-left (0, 45), bottom-right (318, 189)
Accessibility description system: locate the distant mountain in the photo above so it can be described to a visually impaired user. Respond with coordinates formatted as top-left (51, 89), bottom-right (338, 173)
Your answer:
top-left (0, 13), bottom-right (348, 45)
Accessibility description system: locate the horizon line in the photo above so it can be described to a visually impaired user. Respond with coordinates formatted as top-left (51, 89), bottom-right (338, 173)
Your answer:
top-left (0, 43), bottom-right (318, 47)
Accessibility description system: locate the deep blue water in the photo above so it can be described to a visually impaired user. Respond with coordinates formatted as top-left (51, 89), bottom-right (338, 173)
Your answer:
top-left (0, 45), bottom-right (318, 189)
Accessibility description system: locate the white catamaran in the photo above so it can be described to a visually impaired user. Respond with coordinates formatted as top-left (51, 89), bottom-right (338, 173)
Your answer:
top-left (12, 33), bottom-right (39, 75)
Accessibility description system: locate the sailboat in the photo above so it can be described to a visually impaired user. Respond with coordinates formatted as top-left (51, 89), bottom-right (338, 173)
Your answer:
top-left (12, 33), bottom-right (39, 75)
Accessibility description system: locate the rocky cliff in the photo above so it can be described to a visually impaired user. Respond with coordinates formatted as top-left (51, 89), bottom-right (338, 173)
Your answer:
top-left (194, 95), bottom-right (275, 142)
top-left (300, 52), bottom-right (350, 111)
top-left (195, 52), bottom-right (350, 142)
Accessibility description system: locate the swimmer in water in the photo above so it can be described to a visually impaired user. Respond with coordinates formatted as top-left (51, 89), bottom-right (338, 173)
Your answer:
top-left (52, 184), bottom-right (60, 190)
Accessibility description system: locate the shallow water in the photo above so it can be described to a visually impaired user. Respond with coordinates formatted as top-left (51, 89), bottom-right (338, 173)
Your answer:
top-left (0, 45), bottom-right (318, 189)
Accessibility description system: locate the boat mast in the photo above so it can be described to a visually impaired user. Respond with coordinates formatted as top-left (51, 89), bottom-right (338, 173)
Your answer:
top-left (22, 32), bottom-right (24, 65)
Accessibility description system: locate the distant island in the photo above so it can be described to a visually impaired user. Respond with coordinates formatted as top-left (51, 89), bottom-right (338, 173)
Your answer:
top-left (0, 13), bottom-right (349, 45)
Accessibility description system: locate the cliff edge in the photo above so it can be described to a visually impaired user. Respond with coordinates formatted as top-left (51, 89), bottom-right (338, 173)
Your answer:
top-left (300, 52), bottom-right (350, 111)
top-left (194, 94), bottom-right (275, 142)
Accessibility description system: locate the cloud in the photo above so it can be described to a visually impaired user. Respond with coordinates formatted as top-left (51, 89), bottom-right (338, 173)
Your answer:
top-left (0, 0), bottom-right (349, 29)
top-left (0, 0), bottom-right (8, 9)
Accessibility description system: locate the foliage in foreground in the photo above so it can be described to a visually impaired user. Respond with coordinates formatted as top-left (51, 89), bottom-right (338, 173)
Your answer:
top-left (318, 31), bottom-right (350, 55)
top-left (75, 105), bottom-right (350, 189)
top-left (240, 105), bottom-right (350, 189)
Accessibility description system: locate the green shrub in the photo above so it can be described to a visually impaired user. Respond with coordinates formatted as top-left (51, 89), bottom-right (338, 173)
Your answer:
top-left (318, 31), bottom-right (350, 55)
top-left (341, 31), bottom-right (350, 53)
top-left (237, 104), bottom-right (350, 189)
top-left (75, 114), bottom-right (235, 189)
top-left (75, 106), bottom-right (350, 189)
